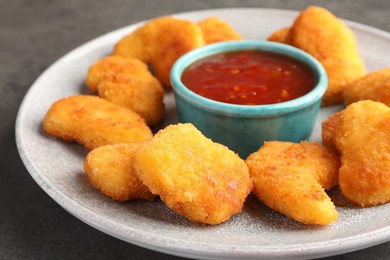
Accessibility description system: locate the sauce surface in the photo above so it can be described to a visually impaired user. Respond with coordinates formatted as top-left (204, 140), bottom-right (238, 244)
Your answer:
top-left (181, 50), bottom-right (317, 105)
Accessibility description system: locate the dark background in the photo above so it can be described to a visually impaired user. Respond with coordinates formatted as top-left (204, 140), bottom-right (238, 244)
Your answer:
top-left (2, 0), bottom-right (390, 259)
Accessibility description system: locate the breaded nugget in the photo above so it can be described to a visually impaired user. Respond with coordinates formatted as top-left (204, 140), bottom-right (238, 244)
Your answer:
top-left (133, 123), bottom-right (252, 225)
top-left (267, 27), bottom-right (290, 43)
top-left (334, 100), bottom-right (390, 207)
top-left (114, 16), bottom-right (205, 87)
top-left (343, 68), bottom-right (390, 106)
top-left (198, 17), bottom-right (243, 44)
top-left (43, 95), bottom-right (152, 150)
top-left (84, 143), bottom-right (155, 201)
top-left (291, 6), bottom-right (366, 106)
top-left (86, 55), bottom-right (150, 92)
top-left (322, 111), bottom-right (342, 151)
top-left (246, 141), bottom-right (339, 225)
top-left (86, 55), bottom-right (164, 125)
top-left (268, 6), bottom-right (366, 106)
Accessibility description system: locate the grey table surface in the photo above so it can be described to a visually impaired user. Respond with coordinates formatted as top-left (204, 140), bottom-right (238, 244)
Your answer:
top-left (2, 0), bottom-right (390, 259)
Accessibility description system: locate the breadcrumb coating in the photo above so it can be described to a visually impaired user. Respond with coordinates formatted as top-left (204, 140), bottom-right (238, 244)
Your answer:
top-left (246, 141), bottom-right (339, 225)
top-left (133, 123), bottom-right (252, 225)
top-left (43, 95), bottom-right (152, 150)
top-left (84, 143), bottom-right (155, 201)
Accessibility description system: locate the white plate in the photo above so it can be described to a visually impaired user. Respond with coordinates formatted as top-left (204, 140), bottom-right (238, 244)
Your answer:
top-left (16, 8), bottom-right (390, 260)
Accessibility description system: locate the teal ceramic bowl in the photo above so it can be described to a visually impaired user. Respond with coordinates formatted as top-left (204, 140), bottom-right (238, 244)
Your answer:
top-left (170, 40), bottom-right (327, 158)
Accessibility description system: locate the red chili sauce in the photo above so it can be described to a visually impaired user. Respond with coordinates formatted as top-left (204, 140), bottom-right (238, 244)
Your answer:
top-left (181, 50), bottom-right (317, 105)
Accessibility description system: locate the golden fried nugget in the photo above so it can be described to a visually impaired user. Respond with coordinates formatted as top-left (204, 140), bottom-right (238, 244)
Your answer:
top-left (198, 17), bottom-right (243, 44)
top-left (268, 6), bottom-right (366, 106)
top-left (343, 68), bottom-right (390, 106)
top-left (86, 55), bottom-right (150, 92)
top-left (86, 55), bottom-right (164, 125)
top-left (43, 95), bottom-right (152, 150)
top-left (334, 100), bottom-right (390, 207)
top-left (290, 6), bottom-right (366, 106)
top-left (246, 141), bottom-right (339, 225)
top-left (322, 111), bottom-right (342, 151)
top-left (114, 16), bottom-right (205, 87)
top-left (267, 27), bottom-right (290, 43)
top-left (84, 143), bottom-right (155, 201)
top-left (133, 123), bottom-right (252, 225)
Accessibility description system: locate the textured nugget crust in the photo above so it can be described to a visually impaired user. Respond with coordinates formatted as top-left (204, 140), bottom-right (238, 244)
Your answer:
top-left (267, 27), bottom-right (290, 43)
top-left (267, 6), bottom-right (366, 106)
top-left (114, 16), bottom-right (205, 87)
top-left (289, 6), bottom-right (365, 106)
top-left (84, 143), bottom-right (155, 201)
top-left (86, 55), bottom-right (164, 125)
top-left (342, 68), bottom-right (390, 106)
top-left (86, 56), bottom-right (150, 92)
top-left (334, 100), bottom-right (390, 207)
top-left (246, 141), bottom-right (339, 225)
top-left (43, 95), bottom-right (152, 150)
top-left (198, 17), bottom-right (243, 44)
top-left (133, 123), bottom-right (252, 225)
top-left (322, 111), bottom-right (342, 151)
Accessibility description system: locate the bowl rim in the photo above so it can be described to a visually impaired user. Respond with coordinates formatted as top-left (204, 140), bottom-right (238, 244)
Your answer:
top-left (170, 40), bottom-right (328, 117)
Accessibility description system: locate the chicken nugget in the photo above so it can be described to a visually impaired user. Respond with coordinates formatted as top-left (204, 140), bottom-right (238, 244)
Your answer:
top-left (86, 55), bottom-right (164, 125)
top-left (198, 17), bottom-right (243, 44)
top-left (334, 100), bottom-right (390, 207)
top-left (86, 55), bottom-right (149, 92)
top-left (43, 95), bottom-right (152, 150)
top-left (267, 27), bottom-right (290, 44)
top-left (114, 16), bottom-right (205, 87)
top-left (84, 143), bottom-right (155, 201)
top-left (133, 123), bottom-right (252, 225)
top-left (268, 6), bottom-right (366, 106)
top-left (246, 141), bottom-right (339, 225)
top-left (343, 68), bottom-right (390, 106)
top-left (291, 6), bottom-right (366, 106)
top-left (322, 111), bottom-right (342, 151)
